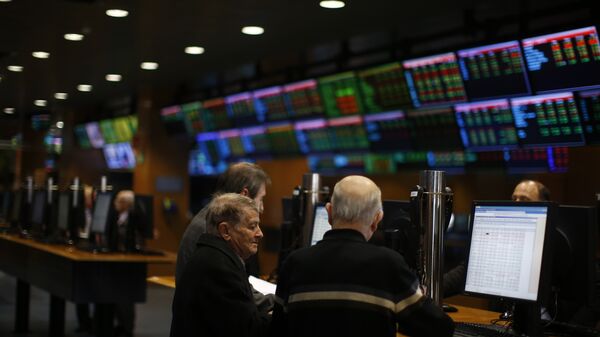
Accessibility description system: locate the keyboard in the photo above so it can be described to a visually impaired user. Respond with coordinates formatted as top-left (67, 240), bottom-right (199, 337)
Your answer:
top-left (454, 323), bottom-right (519, 337)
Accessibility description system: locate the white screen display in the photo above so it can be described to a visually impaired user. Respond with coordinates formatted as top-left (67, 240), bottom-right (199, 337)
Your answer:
top-left (310, 205), bottom-right (330, 246)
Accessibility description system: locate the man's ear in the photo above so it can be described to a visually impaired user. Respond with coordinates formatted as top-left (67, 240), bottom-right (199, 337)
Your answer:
top-left (325, 202), bottom-right (333, 226)
top-left (240, 187), bottom-right (250, 197)
top-left (217, 222), bottom-right (231, 241)
top-left (370, 210), bottom-right (383, 233)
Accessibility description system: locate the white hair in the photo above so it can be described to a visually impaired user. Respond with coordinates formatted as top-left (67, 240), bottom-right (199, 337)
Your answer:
top-left (330, 176), bottom-right (382, 227)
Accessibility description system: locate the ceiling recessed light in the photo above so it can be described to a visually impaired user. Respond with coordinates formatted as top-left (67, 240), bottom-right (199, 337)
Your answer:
top-left (64, 33), bottom-right (84, 41)
top-left (56, 121), bottom-right (64, 129)
top-left (32, 51), bottom-right (50, 59)
top-left (4, 108), bottom-right (14, 114)
top-left (184, 46), bottom-right (205, 55)
top-left (77, 84), bottom-right (92, 92)
top-left (241, 26), bottom-right (264, 35)
top-left (7, 65), bottom-right (23, 72)
top-left (34, 99), bottom-right (47, 107)
top-left (105, 74), bottom-right (122, 82)
top-left (319, 0), bottom-right (345, 9)
top-left (54, 92), bottom-right (68, 100)
top-left (140, 62), bottom-right (159, 70)
top-left (106, 9), bottom-right (128, 18)
top-left (0, 0), bottom-right (13, 3)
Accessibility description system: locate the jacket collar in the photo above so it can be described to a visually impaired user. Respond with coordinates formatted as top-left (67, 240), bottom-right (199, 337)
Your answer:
top-left (196, 233), bottom-right (246, 270)
top-left (322, 228), bottom-right (367, 243)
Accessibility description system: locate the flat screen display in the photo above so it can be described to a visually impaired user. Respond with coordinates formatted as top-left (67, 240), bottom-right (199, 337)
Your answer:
top-left (240, 126), bottom-right (270, 156)
top-left (112, 116), bottom-right (136, 142)
top-left (74, 124), bottom-right (92, 149)
top-left (283, 79), bottom-right (325, 120)
top-left (403, 52), bottom-right (467, 107)
top-left (358, 62), bottom-right (413, 113)
top-left (218, 129), bottom-right (245, 159)
top-left (266, 122), bottom-right (300, 156)
top-left (57, 193), bottom-right (70, 231)
top-left (465, 203), bottom-right (549, 301)
top-left (103, 142), bottom-right (136, 170)
top-left (406, 107), bottom-right (463, 151)
top-left (85, 122), bottom-right (105, 149)
top-left (160, 105), bottom-right (187, 136)
top-left (31, 190), bottom-right (46, 226)
top-left (327, 115), bottom-right (369, 152)
top-left (196, 132), bottom-right (230, 164)
top-left (522, 26), bottom-right (600, 93)
top-left (310, 204), bottom-right (330, 246)
top-left (253, 86), bottom-right (289, 122)
top-left (226, 92), bottom-right (263, 127)
top-left (99, 119), bottom-right (119, 144)
top-left (319, 72), bottom-right (364, 118)
top-left (455, 99), bottom-right (518, 151)
top-left (91, 192), bottom-right (112, 234)
top-left (457, 40), bottom-right (531, 100)
top-left (510, 92), bottom-right (584, 147)
top-left (576, 89), bottom-right (600, 144)
top-left (188, 149), bottom-right (227, 176)
top-left (201, 97), bottom-right (231, 131)
top-left (504, 147), bottom-right (550, 173)
top-left (181, 102), bottom-right (204, 135)
top-left (294, 118), bottom-right (335, 153)
top-left (363, 110), bottom-right (412, 152)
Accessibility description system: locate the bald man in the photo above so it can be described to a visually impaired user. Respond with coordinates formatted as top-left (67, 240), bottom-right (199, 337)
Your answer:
top-left (271, 175), bottom-right (454, 337)
top-left (512, 180), bottom-right (550, 202)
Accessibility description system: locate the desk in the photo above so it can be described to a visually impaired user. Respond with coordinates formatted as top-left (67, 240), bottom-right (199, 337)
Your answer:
top-left (147, 275), bottom-right (175, 288)
top-left (0, 233), bottom-right (176, 337)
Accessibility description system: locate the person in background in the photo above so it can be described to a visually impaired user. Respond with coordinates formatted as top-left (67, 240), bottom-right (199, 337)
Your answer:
top-left (175, 162), bottom-right (273, 313)
top-left (271, 175), bottom-right (454, 337)
top-left (170, 193), bottom-right (270, 337)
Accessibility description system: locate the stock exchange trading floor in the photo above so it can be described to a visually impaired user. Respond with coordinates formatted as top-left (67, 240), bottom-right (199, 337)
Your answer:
top-left (0, 272), bottom-right (174, 337)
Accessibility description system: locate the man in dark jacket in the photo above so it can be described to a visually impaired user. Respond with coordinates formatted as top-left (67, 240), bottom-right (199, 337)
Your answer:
top-left (271, 175), bottom-right (454, 337)
top-left (170, 193), bottom-right (270, 337)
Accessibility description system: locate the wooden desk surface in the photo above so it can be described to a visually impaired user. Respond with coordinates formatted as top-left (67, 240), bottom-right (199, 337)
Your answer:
top-left (147, 275), bottom-right (176, 288)
top-left (0, 233), bottom-right (176, 263)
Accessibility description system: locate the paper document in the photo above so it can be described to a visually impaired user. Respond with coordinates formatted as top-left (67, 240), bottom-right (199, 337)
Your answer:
top-left (248, 275), bottom-right (277, 295)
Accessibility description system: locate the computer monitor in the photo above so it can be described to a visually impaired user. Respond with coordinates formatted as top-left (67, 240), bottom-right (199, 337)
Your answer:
top-left (465, 201), bottom-right (554, 336)
top-left (30, 190), bottom-right (47, 232)
top-left (133, 194), bottom-right (154, 239)
top-left (551, 205), bottom-right (597, 324)
top-left (56, 192), bottom-right (71, 232)
top-left (91, 192), bottom-right (113, 234)
top-left (308, 204), bottom-right (330, 246)
top-left (0, 191), bottom-right (10, 223)
top-left (10, 190), bottom-right (23, 226)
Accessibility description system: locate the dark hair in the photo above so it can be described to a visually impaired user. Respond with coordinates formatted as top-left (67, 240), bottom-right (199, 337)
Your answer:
top-left (215, 162), bottom-right (270, 198)
top-left (205, 193), bottom-right (258, 235)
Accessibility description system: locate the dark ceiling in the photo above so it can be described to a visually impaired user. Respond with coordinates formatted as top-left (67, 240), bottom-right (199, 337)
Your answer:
top-left (0, 0), bottom-right (596, 123)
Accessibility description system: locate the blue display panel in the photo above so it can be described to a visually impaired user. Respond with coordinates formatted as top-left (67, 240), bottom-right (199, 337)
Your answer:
top-left (406, 107), bottom-right (463, 151)
top-left (103, 142), bottom-right (136, 170)
top-left (455, 99), bottom-right (518, 151)
top-left (363, 110), bottom-right (411, 152)
top-left (189, 149), bottom-right (227, 176)
top-left (308, 153), bottom-right (366, 174)
top-left (522, 26), bottom-right (600, 93)
top-left (240, 126), bottom-right (270, 156)
top-left (181, 102), bottom-right (204, 135)
top-left (327, 115), bottom-right (369, 152)
top-left (196, 132), bottom-right (230, 165)
top-left (576, 89), bottom-right (600, 144)
top-left (85, 122), bottom-right (105, 149)
top-left (510, 92), bottom-right (584, 147)
top-left (226, 92), bottom-right (264, 127)
top-left (218, 129), bottom-right (246, 159)
top-left (403, 52), bottom-right (467, 107)
top-left (294, 118), bottom-right (335, 153)
top-left (253, 86), bottom-right (289, 122)
top-left (283, 79), bottom-right (325, 120)
top-left (457, 41), bottom-right (530, 100)
top-left (504, 147), bottom-right (550, 173)
top-left (74, 124), bottom-right (92, 149)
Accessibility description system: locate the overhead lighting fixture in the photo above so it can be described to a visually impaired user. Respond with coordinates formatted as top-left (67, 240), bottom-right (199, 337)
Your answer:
top-left (106, 9), bottom-right (128, 18)
top-left (56, 121), bottom-right (64, 129)
top-left (34, 99), bottom-right (47, 107)
top-left (54, 92), bottom-right (68, 100)
top-left (77, 84), bottom-right (92, 92)
top-left (4, 108), bottom-right (14, 114)
top-left (64, 33), bottom-right (84, 41)
top-left (184, 46), bottom-right (205, 55)
top-left (7, 65), bottom-right (23, 72)
top-left (140, 62), bottom-right (159, 70)
top-left (241, 26), bottom-right (264, 35)
top-left (319, 0), bottom-right (345, 9)
top-left (32, 51), bottom-right (50, 59)
top-left (105, 74), bottom-right (122, 82)
top-left (0, 0), bottom-right (13, 3)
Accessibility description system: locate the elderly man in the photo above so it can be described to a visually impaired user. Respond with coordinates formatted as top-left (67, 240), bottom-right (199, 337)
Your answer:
top-left (170, 193), bottom-right (270, 337)
top-left (271, 175), bottom-right (454, 337)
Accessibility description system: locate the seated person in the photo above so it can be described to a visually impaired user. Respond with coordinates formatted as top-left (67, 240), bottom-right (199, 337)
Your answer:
top-left (271, 175), bottom-right (454, 337)
top-left (170, 193), bottom-right (270, 337)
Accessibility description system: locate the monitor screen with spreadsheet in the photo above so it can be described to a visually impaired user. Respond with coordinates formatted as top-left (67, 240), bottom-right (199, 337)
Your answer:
top-left (464, 202), bottom-right (553, 302)
top-left (309, 204), bottom-right (330, 246)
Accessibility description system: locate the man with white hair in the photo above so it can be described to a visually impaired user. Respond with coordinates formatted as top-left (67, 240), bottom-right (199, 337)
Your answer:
top-left (271, 175), bottom-right (454, 337)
